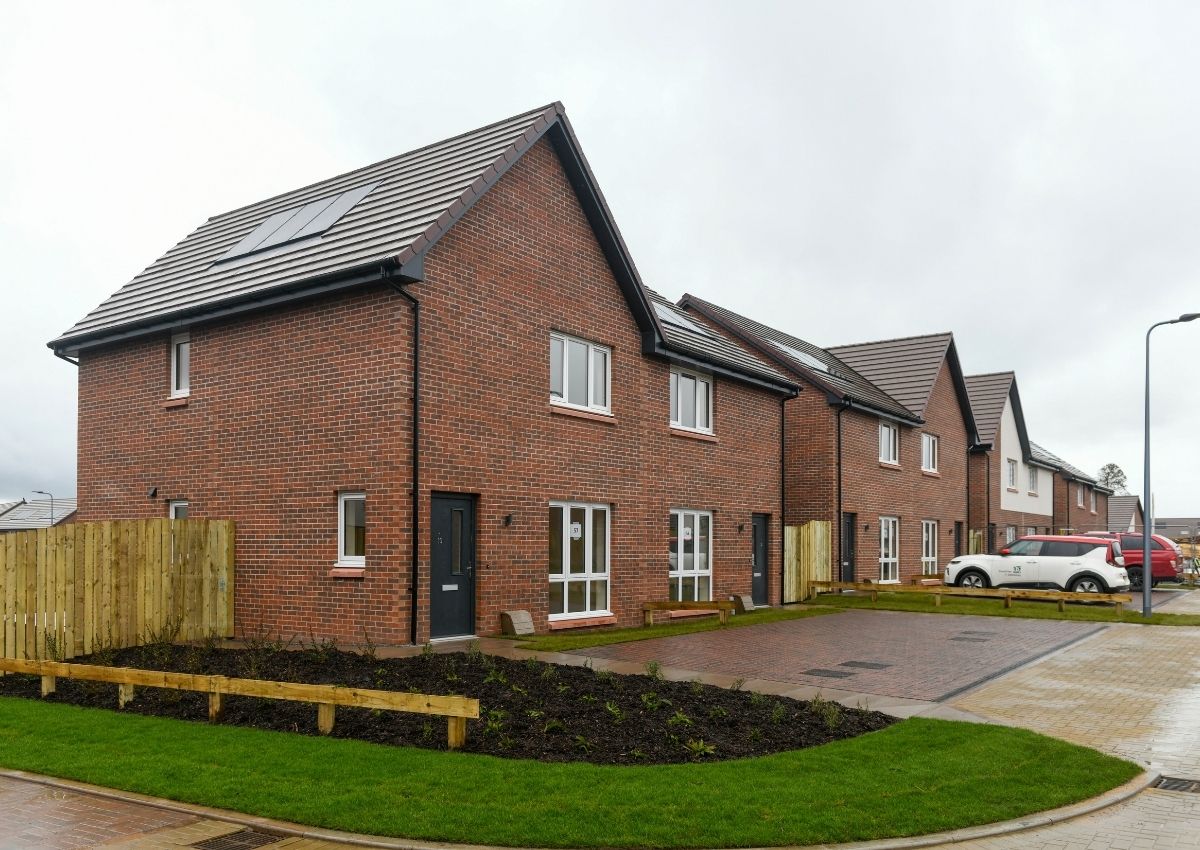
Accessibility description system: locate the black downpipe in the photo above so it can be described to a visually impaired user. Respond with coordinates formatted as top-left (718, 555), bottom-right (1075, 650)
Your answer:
top-left (835, 401), bottom-right (847, 581)
top-left (385, 274), bottom-right (422, 646)
top-left (985, 450), bottom-right (991, 551)
top-left (779, 396), bottom-right (786, 604)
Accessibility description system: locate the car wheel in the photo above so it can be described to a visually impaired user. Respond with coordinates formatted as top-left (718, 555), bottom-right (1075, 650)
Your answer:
top-left (1127, 568), bottom-right (1144, 590)
top-left (1069, 576), bottom-right (1104, 593)
top-left (957, 570), bottom-right (988, 589)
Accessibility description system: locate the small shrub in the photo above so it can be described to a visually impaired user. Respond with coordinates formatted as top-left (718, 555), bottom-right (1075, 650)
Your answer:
top-left (641, 691), bottom-right (672, 711)
top-left (420, 721), bottom-right (433, 741)
top-left (644, 660), bottom-right (664, 680)
top-left (467, 641), bottom-right (486, 664)
top-left (689, 679), bottom-right (704, 695)
top-left (685, 738), bottom-right (716, 758)
top-left (604, 700), bottom-right (625, 723)
top-left (555, 682), bottom-right (570, 694)
top-left (749, 691), bottom-right (767, 706)
top-left (484, 709), bottom-right (506, 735)
top-left (730, 677), bottom-right (746, 691)
top-left (358, 627), bottom-right (378, 663)
top-left (578, 693), bottom-right (598, 704)
top-left (420, 641), bottom-right (435, 659)
top-left (483, 667), bottom-right (508, 685)
top-left (707, 705), bottom-right (729, 720)
top-left (770, 702), bottom-right (788, 724)
top-left (542, 718), bottom-right (566, 734)
top-left (629, 747), bottom-right (648, 760)
top-left (667, 710), bottom-right (693, 727)
top-left (525, 708), bottom-right (545, 719)
top-left (574, 735), bottom-right (592, 753)
top-left (749, 727), bottom-right (763, 743)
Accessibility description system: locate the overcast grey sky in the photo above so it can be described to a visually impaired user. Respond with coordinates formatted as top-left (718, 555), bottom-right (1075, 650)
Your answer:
top-left (1, 0), bottom-right (1197, 514)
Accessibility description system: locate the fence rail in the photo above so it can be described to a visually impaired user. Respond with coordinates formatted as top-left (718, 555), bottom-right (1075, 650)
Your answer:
top-left (1, 519), bottom-right (235, 662)
top-left (810, 580), bottom-right (1132, 610)
top-left (0, 657), bottom-right (479, 748)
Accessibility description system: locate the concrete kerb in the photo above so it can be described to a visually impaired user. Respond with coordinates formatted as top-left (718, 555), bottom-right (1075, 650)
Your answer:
top-left (0, 766), bottom-right (1159, 850)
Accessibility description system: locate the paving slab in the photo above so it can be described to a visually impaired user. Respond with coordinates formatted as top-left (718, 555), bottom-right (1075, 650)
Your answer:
top-left (568, 609), bottom-right (1107, 701)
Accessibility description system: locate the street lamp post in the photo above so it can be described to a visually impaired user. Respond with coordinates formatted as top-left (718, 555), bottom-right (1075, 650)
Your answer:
top-left (32, 490), bottom-right (54, 525)
top-left (1143, 312), bottom-right (1200, 617)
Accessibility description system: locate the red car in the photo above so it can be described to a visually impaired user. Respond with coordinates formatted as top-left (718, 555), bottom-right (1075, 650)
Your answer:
top-left (1083, 532), bottom-right (1180, 588)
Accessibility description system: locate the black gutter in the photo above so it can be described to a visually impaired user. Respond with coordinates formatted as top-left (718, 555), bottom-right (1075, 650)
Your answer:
top-left (382, 266), bottom-right (423, 646)
top-left (649, 342), bottom-right (797, 396)
top-left (54, 351), bottom-right (79, 367)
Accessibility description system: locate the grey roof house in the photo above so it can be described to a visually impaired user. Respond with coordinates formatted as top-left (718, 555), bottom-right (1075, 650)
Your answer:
top-left (0, 498), bottom-right (78, 531)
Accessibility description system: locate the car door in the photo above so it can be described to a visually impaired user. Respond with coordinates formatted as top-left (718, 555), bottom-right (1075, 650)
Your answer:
top-left (1039, 540), bottom-right (1083, 589)
top-left (996, 539), bottom-right (1040, 586)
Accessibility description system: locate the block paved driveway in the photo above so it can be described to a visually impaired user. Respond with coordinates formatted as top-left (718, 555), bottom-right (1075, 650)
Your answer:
top-left (572, 608), bottom-right (1106, 701)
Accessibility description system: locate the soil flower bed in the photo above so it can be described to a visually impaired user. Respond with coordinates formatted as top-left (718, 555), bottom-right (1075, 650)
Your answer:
top-left (0, 640), bottom-right (894, 764)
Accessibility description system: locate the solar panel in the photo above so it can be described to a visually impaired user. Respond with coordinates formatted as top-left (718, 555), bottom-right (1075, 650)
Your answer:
top-left (653, 303), bottom-right (715, 337)
top-left (768, 339), bottom-right (830, 373)
top-left (218, 182), bottom-right (379, 263)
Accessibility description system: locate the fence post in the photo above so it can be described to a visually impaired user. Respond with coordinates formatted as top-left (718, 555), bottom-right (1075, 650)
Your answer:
top-left (448, 716), bottom-right (467, 750)
top-left (317, 703), bottom-right (336, 734)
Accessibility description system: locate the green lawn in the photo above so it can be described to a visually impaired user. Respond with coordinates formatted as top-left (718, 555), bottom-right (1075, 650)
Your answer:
top-left (0, 697), bottom-right (1138, 847)
top-left (509, 606), bottom-right (836, 652)
top-left (812, 591), bottom-right (1200, 625)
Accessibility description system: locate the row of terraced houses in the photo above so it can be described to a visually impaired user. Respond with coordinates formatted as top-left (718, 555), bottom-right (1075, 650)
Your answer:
top-left (51, 104), bottom-right (1110, 644)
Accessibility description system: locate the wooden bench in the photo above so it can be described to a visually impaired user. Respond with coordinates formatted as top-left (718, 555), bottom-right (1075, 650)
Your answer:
top-left (643, 600), bottom-right (735, 627)
top-left (810, 580), bottom-right (1132, 611)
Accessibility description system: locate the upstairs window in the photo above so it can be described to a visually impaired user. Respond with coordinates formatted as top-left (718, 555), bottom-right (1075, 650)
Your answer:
top-left (920, 434), bottom-right (938, 472)
top-left (879, 422), bottom-right (899, 464)
top-left (550, 332), bottom-right (610, 414)
top-left (1091, 489), bottom-right (1097, 512)
top-left (670, 368), bottom-right (713, 433)
top-left (1006, 459), bottom-right (1017, 488)
top-left (1028, 467), bottom-right (1039, 494)
top-left (170, 333), bottom-right (190, 398)
top-left (1077, 485), bottom-right (1085, 507)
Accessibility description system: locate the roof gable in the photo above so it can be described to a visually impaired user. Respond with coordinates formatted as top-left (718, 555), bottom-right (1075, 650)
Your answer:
top-left (963, 372), bottom-right (1013, 446)
top-left (827, 332), bottom-right (980, 443)
top-left (678, 294), bottom-right (917, 422)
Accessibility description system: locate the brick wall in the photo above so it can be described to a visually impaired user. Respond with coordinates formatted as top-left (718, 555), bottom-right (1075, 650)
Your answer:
top-left (967, 448), bottom-right (1054, 550)
top-left (76, 137), bottom-right (784, 644)
top-left (1054, 478), bottom-right (1107, 534)
top-left (835, 360), bottom-right (970, 583)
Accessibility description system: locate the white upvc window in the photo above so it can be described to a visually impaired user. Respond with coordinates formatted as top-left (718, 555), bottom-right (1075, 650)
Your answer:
top-left (669, 509), bottom-right (713, 602)
top-left (1028, 467), bottom-right (1039, 494)
top-left (1005, 525), bottom-right (1017, 544)
top-left (1006, 459), bottom-right (1017, 488)
top-left (879, 516), bottom-right (899, 582)
top-left (1025, 525), bottom-right (1037, 537)
top-left (669, 367), bottom-right (713, 433)
top-left (549, 502), bottom-right (610, 619)
top-left (550, 332), bottom-right (610, 414)
top-left (337, 491), bottom-right (366, 567)
top-left (879, 422), bottom-right (899, 464)
top-left (1090, 489), bottom-right (1097, 512)
top-left (1077, 484), bottom-right (1085, 507)
top-left (168, 500), bottom-right (189, 519)
top-left (920, 434), bottom-right (938, 472)
top-left (921, 520), bottom-right (938, 575)
top-left (170, 332), bottom-right (191, 398)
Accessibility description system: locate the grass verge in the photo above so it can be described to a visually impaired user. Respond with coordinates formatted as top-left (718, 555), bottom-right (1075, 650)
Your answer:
top-left (812, 591), bottom-right (1200, 625)
top-left (0, 697), bottom-right (1138, 847)
top-left (508, 605), bottom-right (836, 652)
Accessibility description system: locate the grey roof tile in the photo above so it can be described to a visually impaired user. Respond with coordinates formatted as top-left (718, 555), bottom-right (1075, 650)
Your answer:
top-left (1027, 442), bottom-right (1097, 484)
top-left (826, 333), bottom-right (954, 418)
top-left (646, 292), bottom-right (792, 385)
top-left (0, 499), bottom-right (78, 531)
top-left (53, 105), bottom-right (564, 350)
top-left (963, 372), bottom-right (1014, 446)
top-left (1108, 495), bottom-right (1144, 531)
top-left (678, 294), bottom-right (917, 421)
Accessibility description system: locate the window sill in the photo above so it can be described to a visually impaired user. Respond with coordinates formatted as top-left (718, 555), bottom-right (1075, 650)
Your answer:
top-left (1027, 492), bottom-right (1039, 497)
top-left (549, 404), bottom-right (616, 425)
top-left (329, 566), bottom-right (365, 579)
top-left (878, 461), bottom-right (901, 470)
top-left (921, 469), bottom-right (940, 478)
top-left (669, 427), bottom-right (718, 443)
top-left (1006, 487), bottom-right (1019, 493)
top-left (163, 397), bottom-right (189, 409)
top-left (548, 614), bottom-right (616, 630)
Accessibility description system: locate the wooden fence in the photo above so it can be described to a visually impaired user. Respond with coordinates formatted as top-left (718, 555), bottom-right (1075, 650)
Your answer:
top-left (783, 521), bottom-right (832, 603)
top-left (810, 580), bottom-right (1131, 611)
top-left (0, 519), bottom-right (235, 663)
top-left (0, 657), bottom-right (479, 749)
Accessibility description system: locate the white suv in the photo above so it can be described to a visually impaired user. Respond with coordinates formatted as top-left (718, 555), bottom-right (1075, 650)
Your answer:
top-left (944, 535), bottom-right (1129, 593)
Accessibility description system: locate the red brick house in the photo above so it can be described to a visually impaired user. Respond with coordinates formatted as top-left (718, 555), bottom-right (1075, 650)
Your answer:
top-left (50, 104), bottom-right (796, 644)
top-left (680, 297), bottom-right (979, 585)
top-left (965, 371), bottom-right (1110, 548)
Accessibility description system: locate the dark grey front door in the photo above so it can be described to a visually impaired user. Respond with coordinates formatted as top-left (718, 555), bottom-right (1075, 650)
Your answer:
top-left (841, 513), bottom-right (857, 582)
top-left (751, 514), bottom-right (769, 605)
top-left (430, 495), bottom-right (475, 639)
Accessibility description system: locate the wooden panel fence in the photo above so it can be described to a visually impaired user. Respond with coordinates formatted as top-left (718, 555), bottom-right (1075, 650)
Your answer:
top-left (0, 519), bottom-right (234, 663)
top-left (783, 521), bottom-right (832, 603)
